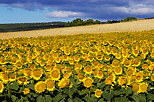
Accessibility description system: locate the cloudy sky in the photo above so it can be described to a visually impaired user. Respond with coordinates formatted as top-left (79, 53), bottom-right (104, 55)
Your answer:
top-left (0, 0), bottom-right (154, 23)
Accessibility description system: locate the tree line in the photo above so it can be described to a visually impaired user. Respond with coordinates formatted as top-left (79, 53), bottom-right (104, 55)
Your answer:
top-left (64, 17), bottom-right (138, 27)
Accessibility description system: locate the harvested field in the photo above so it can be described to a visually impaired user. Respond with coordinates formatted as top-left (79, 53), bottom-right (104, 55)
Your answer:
top-left (0, 19), bottom-right (154, 39)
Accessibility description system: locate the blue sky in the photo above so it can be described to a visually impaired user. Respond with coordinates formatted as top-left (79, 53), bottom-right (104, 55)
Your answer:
top-left (0, 0), bottom-right (154, 24)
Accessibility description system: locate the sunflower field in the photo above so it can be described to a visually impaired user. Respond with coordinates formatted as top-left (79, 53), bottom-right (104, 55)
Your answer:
top-left (0, 30), bottom-right (154, 102)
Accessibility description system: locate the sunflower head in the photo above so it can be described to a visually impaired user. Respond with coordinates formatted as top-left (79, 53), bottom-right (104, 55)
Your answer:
top-left (23, 88), bottom-right (30, 95)
top-left (84, 66), bottom-right (92, 74)
top-left (45, 79), bottom-right (55, 91)
top-left (117, 76), bottom-right (126, 86)
top-left (137, 82), bottom-right (148, 93)
top-left (34, 81), bottom-right (46, 94)
top-left (94, 89), bottom-right (103, 98)
top-left (83, 77), bottom-right (93, 88)
top-left (50, 68), bottom-right (61, 81)
top-left (131, 82), bottom-right (139, 92)
top-left (58, 78), bottom-right (70, 88)
top-left (114, 66), bottom-right (122, 75)
top-left (17, 76), bottom-right (29, 85)
top-left (151, 73), bottom-right (154, 81)
top-left (32, 68), bottom-right (43, 80)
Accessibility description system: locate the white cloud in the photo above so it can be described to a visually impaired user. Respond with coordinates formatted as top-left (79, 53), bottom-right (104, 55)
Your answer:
top-left (46, 11), bottom-right (85, 18)
top-left (111, 3), bottom-right (154, 14)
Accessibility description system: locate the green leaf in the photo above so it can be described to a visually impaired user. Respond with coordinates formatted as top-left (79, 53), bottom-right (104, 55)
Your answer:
top-left (11, 95), bottom-right (17, 102)
top-left (98, 98), bottom-right (105, 102)
top-left (73, 97), bottom-right (83, 102)
top-left (45, 95), bottom-right (52, 102)
top-left (8, 81), bottom-right (19, 91)
top-left (83, 95), bottom-right (91, 102)
top-left (114, 97), bottom-right (129, 102)
top-left (36, 95), bottom-right (44, 102)
top-left (31, 92), bottom-right (38, 97)
top-left (147, 93), bottom-right (154, 100)
top-left (131, 94), bottom-right (146, 102)
top-left (68, 98), bottom-right (74, 102)
top-left (103, 91), bottom-right (114, 101)
top-left (131, 95), bottom-right (140, 102)
top-left (78, 90), bottom-right (86, 95)
top-left (53, 93), bottom-right (63, 102)
top-left (26, 83), bottom-right (34, 90)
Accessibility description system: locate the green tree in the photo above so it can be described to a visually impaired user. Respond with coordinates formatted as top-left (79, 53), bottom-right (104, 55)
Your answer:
top-left (121, 17), bottom-right (137, 22)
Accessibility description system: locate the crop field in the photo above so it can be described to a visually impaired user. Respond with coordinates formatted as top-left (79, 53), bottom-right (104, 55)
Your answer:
top-left (0, 29), bottom-right (154, 102)
top-left (0, 18), bottom-right (154, 40)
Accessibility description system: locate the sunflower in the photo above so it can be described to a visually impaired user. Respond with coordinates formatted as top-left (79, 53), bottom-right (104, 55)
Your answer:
top-left (74, 55), bottom-right (80, 62)
top-left (126, 66), bottom-right (136, 76)
top-left (151, 74), bottom-right (154, 81)
top-left (112, 60), bottom-right (119, 67)
top-left (77, 74), bottom-right (85, 82)
top-left (108, 73), bottom-right (116, 83)
top-left (131, 82), bottom-right (139, 92)
top-left (115, 53), bottom-right (122, 59)
top-left (0, 72), bottom-right (9, 84)
top-left (74, 63), bottom-right (82, 70)
top-left (58, 78), bottom-right (70, 88)
top-left (23, 88), bottom-right (30, 95)
top-left (142, 64), bottom-right (149, 70)
top-left (131, 58), bottom-right (141, 67)
top-left (135, 71), bottom-right (144, 82)
top-left (105, 77), bottom-right (112, 85)
top-left (23, 68), bottom-right (32, 77)
top-left (34, 81), bottom-right (46, 94)
top-left (83, 77), bottom-right (93, 88)
top-left (63, 72), bottom-right (72, 78)
top-left (114, 66), bottom-right (122, 75)
top-left (44, 65), bottom-right (53, 71)
top-left (0, 81), bottom-right (4, 93)
top-left (97, 70), bottom-right (104, 79)
top-left (94, 89), bottom-right (103, 98)
top-left (32, 68), bottom-right (43, 80)
top-left (117, 76), bottom-right (126, 86)
top-left (50, 68), bottom-right (61, 81)
top-left (45, 79), bottom-right (55, 91)
top-left (96, 54), bottom-right (103, 60)
top-left (132, 49), bottom-right (139, 57)
top-left (17, 76), bottom-right (29, 85)
top-left (9, 74), bottom-right (16, 82)
top-left (84, 66), bottom-right (92, 74)
top-left (123, 59), bottom-right (131, 67)
top-left (137, 82), bottom-right (148, 93)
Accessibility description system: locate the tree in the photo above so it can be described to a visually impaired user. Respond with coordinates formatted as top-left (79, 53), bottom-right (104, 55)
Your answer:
top-left (121, 17), bottom-right (137, 22)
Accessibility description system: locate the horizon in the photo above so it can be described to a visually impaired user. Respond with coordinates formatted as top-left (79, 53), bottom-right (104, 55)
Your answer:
top-left (0, 0), bottom-right (154, 24)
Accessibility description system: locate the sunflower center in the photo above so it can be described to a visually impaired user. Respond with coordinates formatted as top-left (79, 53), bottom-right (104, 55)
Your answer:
top-left (96, 91), bottom-right (102, 96)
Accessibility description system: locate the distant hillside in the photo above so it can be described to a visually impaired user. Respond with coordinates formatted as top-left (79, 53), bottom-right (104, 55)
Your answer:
top-left (0, 22), bottom-right (66, 32)
top-left (0, 18), bottom-right (154, 39)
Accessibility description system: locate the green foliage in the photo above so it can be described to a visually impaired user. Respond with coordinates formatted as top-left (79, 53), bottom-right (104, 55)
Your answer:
top-left (0, 22), bottom-right (65, 32)
top-left (64, 18), bottom-right (101, 27)
top-left (121, 17), bottom-right (137, 22)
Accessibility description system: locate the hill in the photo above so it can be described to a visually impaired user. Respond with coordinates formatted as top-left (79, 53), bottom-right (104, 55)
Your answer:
top-left (0, 22), bottom-right (65, 32)
top-left (0, 18), bottom-right (154, 39)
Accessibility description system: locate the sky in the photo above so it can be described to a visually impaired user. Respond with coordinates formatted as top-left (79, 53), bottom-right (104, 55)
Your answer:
top-left (0, 0), bottom-right (154, 24)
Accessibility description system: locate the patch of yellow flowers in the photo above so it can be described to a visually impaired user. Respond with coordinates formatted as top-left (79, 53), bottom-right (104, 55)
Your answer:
top-left (0, 30), bottom-right (154, 99)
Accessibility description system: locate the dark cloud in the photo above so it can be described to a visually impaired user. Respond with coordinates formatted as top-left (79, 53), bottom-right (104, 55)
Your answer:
top-left (0, 0), bottom-right (154, 20)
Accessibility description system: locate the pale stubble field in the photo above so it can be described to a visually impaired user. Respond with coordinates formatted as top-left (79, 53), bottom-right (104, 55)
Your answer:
top-left (0, 19), bottom-right (154, 39)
